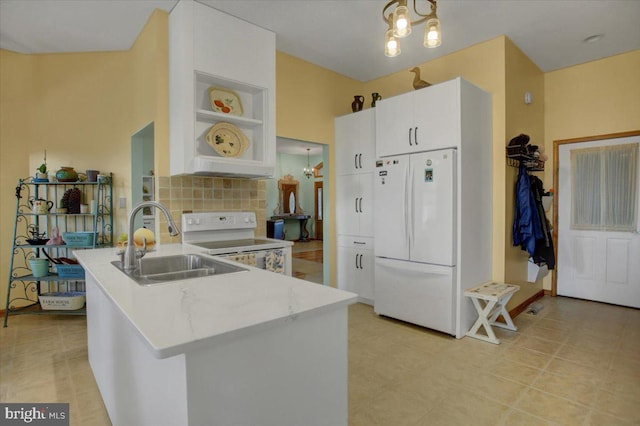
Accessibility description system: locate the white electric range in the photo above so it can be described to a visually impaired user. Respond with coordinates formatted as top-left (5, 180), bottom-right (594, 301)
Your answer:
top-left (181, 212), bottom-right (293, 275)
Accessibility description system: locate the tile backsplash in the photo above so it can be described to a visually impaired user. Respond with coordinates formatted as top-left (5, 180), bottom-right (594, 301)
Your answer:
top-left (156, 176), bottom-right (267, 243)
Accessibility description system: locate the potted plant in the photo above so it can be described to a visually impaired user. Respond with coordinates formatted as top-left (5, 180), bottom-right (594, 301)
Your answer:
top-left (35, 150), bottom-right (48, 181)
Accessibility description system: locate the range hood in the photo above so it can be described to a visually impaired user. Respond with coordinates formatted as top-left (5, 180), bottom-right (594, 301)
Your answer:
top-left (188, 157), bottom-right (274, 179)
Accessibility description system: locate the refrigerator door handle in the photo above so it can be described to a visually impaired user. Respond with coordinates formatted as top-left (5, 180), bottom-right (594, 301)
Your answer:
top-left (408, 127), bottom-right (413, 146)
top-left (408, 160), bottom-right (414, 252)
top-left (404, 163), bottom-right (410, 249)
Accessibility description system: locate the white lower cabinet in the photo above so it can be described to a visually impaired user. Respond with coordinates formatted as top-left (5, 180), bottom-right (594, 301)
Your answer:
top-left (337, 236), bottom-right (374, 305)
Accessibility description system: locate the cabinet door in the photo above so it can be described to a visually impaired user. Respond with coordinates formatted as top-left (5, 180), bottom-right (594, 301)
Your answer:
top-left (335, 109), bottom-right (375, 175)
top-left (413, 79), bottom-right (460, 151)
top-left (337, 174), bottom-right (373, 236)
top-left (336, 175), bottom-right (360, 235)
top-left (375, 94), bottom-right (413, 158)
top-left (358, 174), bottom-right (374, 237)
top-left (357, 248), bottom-right (375, 303)
top-left (335, 114), bottom-right (360, 175)
top-left (356, 109), bottom-right (376, 174)
top-left (337, 246), bottom-right (358, 294)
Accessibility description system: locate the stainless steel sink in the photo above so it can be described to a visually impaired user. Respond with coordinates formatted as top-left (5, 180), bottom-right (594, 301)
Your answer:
top-left (111, 253), bottom-right (248, 286)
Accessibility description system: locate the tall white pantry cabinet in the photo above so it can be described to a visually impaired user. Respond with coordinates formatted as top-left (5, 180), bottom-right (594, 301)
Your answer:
top-left (335, 109), bottom-right (375, 304)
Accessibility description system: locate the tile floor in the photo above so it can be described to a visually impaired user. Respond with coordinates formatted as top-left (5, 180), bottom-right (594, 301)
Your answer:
top-left (1, 296), bottom-right (638, 425)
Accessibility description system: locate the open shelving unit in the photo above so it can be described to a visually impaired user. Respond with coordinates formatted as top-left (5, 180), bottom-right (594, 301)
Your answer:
top-left (3, 175), bottom-right (113, 326)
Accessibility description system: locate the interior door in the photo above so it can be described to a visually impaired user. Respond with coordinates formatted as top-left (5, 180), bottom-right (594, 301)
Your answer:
top-left (558, 136), bottom-right (640, 308)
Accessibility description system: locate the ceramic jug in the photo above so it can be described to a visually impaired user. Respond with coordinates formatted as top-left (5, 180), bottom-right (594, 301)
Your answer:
top-left (30, 197), bottom-right (54, 214)
top-left (371, 92), bottom-right (382, 107)
top-left (56, 166), bottom-right (79, 182)
top-left (351, 95), bottom-right (364, 112)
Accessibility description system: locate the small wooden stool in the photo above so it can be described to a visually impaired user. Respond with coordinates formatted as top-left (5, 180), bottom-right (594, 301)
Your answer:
top-left (464, 282), bottom-right (520, 344)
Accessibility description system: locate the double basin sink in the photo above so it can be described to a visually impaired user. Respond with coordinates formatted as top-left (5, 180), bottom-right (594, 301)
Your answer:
top-left (111, 253), bottom-right (247, 286)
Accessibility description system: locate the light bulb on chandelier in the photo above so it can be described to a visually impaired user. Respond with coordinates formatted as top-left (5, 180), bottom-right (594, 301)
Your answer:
top-left (382, 0), bottom-right (441, 56)
top-left (303, 148), bottom-right (314, 179)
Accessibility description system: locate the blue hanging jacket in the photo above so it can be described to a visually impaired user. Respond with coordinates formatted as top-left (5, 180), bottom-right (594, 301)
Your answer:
top-left (513, 164), bottom-right (543, 256)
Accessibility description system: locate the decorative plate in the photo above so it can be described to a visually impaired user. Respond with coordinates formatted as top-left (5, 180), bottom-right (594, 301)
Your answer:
top-left (205, 122), bottom-right (249, 158)
top-left (208, 87), bottom-right (243, 116)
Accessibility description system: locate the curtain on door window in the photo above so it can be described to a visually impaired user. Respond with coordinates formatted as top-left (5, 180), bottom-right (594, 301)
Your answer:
top-left (571, 143), bottom-right (638, 231)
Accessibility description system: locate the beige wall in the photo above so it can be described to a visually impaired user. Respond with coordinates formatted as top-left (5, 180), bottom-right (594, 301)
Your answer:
top-left (362, 37), bottom-right (508, 283)
top-left (0, 11), bottom-right (168, 310)
top-left (543, 49), bottom-right (640, 293)
top-left (503, 38), bottom-right (546, 308)
top-left (275, 52), bottom-right (364, 286)
top-left (1, 7), bottom-right (637, 312)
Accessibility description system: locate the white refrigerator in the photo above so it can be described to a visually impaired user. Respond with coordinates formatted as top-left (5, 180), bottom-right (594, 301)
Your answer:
top-left (374, 148), bottom-right (457, 335)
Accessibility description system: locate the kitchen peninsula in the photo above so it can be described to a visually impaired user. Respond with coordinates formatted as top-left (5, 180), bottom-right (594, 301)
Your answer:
top-left (75, 244), bottom-right (356, 426)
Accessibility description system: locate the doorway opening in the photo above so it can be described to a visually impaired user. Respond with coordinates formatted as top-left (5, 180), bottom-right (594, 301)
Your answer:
top-left (267, 137), bottom-right (328, 285)
top-left (131, 122), bottom-right (155, 232)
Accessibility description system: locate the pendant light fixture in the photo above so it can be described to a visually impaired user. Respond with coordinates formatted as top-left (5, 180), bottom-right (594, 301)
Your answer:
top-left (382, 0), bottom-right (441, 57)
top-left (303, 148), bottom-right (314, 179)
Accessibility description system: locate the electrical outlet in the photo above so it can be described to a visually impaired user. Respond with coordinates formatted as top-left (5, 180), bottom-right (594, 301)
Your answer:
top-left (119, 197), bottom-right (126, 208)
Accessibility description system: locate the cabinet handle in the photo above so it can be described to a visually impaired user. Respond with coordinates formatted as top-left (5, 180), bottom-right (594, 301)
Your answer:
top-left (409, 128), bottom-right (413, 146)
top-left (359, 253), bottom-right (363, 269)
top-left (354, 241), bottom-right (366, 245)
top-left (355, 198), bottom-right (358, 213)
top-left (414, 127), bottom-right (419, 145)
top-left (354, 154), bottom-right (358, 169)
top-left (358, 197), bottom-right (363, 213)
top-left (355, 253), bottom-right (359, 269)
top-left (358, 153), bottom-right (362, 169)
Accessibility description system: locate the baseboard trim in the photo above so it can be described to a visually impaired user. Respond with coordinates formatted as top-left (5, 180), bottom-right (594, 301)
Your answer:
top-left (509, 289), bottom-right (545, 319)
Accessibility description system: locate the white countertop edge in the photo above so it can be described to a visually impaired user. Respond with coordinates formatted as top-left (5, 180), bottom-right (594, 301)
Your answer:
top-left (76, 244), bottom-right (356, 359)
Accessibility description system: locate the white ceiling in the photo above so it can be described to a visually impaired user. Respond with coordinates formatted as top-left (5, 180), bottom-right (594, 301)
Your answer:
top-left (1, 0), bottom-right (639, 82)
top-left (1, 0), bottom-right (638, 153)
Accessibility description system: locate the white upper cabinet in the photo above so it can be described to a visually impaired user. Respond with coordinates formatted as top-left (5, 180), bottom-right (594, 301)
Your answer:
top-left (169, 0), bottom-right (276, 178)
top-left (376, 78), bottom-right (463, 157)
top-left (335, 109), bottom-right (375, 175)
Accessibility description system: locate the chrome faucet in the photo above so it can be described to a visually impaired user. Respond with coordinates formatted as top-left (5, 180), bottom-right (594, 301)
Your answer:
top-left (123, 201), bottom-right (180, 271)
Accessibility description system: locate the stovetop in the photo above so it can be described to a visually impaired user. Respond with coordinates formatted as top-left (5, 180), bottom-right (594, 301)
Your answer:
top-left (189, 239), bottom-right (276, 250)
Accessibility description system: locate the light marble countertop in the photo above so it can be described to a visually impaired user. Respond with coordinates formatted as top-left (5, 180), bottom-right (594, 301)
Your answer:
top-left (74, 244), bottom-right (357, 359)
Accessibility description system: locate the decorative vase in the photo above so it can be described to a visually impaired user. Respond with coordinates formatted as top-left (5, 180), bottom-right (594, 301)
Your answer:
top-left (371, 92), bottom-right (382, 108)
top-left (56, 166), bottom-right (79, 182)
top-left (351, 95), bottom-right (364, 112)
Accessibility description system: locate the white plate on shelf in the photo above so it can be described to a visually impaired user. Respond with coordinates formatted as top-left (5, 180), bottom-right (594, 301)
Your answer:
top-left (208, 87), bottom-right (243, 116)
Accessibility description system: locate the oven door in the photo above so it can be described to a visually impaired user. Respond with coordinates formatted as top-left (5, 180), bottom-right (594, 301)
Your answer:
top-left (221, 247), bottom-right (291, 276)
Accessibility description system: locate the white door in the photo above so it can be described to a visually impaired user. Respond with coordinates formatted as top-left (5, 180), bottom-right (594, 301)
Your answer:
top-left (409, 149), bottom-right (456, 265)
top-left (373, 155), bottom-right (410, 260)
top-left (558, 136), bottom-right (640, 308)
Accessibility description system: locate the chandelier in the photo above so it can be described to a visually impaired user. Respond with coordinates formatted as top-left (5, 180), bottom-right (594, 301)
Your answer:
top-left (383, 0), bottom-right (442, 57)
top-left (303, 148), bottom-right (314, 179)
